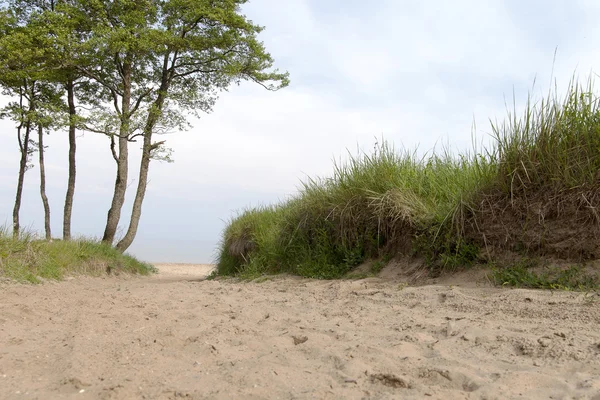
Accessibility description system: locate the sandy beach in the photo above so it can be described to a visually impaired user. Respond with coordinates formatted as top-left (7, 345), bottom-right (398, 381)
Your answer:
top-left (1, 264), bottom-right (599, 399)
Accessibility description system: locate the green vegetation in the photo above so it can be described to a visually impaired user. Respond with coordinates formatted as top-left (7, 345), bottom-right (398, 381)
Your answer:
top-left (370, 258), bottom-right (390, 275)
top-left (217, 76), bottom-right (600, 282)
top-left (490, 259), bottom-right (600, 291)
top-left (0, 227), bottom-right (156, 283)
top-left (343, 257), bottom-right (392, 280)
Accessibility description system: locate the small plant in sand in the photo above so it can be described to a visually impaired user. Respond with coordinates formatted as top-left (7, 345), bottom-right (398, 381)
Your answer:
top-left (490, 259), bottom-right (600, 291)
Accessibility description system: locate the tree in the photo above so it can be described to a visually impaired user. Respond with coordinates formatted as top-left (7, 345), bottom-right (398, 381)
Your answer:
top-left (5, 86), bottom-right (34, 239)
top-left (0, 10), bottom-right (42, 238)
top-left (51, 9), bottom-right (91, 241)
top-left (33, 83), bottom-right (66, 240)
top-left (69, 0), bottom-right (289, 250)
top-left (6, 0), bottom-right (94, 240)
top-left (115, 0), bottom-right (290, 251)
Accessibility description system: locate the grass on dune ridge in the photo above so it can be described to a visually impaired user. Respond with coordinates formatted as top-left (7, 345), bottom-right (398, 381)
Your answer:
top-left (0, 226), bottom-right (156, 283)
top-left (218, 142), bottom-right (490, 279)
top-left (217, 74), bottom-right (600, 284)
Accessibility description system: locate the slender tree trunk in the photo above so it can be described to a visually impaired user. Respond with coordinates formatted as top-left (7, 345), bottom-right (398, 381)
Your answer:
top-left (13, 121), bottom-right (31, 239)
top-left (102, 60), bottom-right (132, 244)
top-left (38, 125), bottom-right (51, 240)
top-left (115, 123), bottom-right (152, 252)
top-left (63, 79), bottom-right (76, 240)
top-left (116, 59), bottom-right (171, 252)
top-left (102, 133), bottom-right (129, 243)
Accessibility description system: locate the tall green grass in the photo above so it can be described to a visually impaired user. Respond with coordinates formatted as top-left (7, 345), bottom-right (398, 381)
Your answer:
top-left (0, 226), bottom-right (156, 283)
top-left (217, 143), bottom-right (493, 278)
top-left (218, 75), bottom-right (600, 279)
top-left (492, 78), bottom-right (600, 194)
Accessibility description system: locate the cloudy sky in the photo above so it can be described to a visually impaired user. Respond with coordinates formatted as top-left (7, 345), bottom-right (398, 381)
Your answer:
top-left (1, 0), bottom-right (599, 263)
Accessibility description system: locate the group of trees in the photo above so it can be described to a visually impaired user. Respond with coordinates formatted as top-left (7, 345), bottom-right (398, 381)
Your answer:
top-left (0, 0), bottom-right (288, 251)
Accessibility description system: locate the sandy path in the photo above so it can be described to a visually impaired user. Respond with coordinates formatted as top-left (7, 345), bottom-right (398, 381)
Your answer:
top-left (1, 264), bottom-right (599, 399)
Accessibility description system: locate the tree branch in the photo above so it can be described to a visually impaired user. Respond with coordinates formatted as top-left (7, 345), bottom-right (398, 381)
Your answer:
top-left (110, 134), bottom-right (118, 162)
top-left (244, 73), bottom-right (282, 91)
top-left (172, 50), bottom-right (235, 70)
top-left (81, 124), bottom-right (112, 135)
top-left (115, 53), bottom-right (126, 83)
top-left (173, 68), bottom-right (220, 79)
top-left (111, 89), bottom-right (121, 115)
top-left (75, 66), bottom-right (124, 98)
top-left (130, 88), bottom-right (153, 116)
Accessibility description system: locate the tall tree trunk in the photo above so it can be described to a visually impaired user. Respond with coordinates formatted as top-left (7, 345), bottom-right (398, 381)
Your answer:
top-left (102, 59), bottom-right (132, 244)
top-left (13, 121), bottom-right (31, 239)
top-left (38, 124), bottom-right (51, 240)
top-left (63, 79), bottom-right (76, 240)
top-left (116, 59), bottom-right (171, 252)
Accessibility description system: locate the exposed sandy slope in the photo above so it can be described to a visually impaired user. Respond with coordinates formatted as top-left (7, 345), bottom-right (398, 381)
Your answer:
top-left (1, 264), bottom-right (600, 400)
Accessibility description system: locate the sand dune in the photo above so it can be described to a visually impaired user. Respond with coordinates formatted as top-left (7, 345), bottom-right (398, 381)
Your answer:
top-left (1, 264), bottom-right (599, 399)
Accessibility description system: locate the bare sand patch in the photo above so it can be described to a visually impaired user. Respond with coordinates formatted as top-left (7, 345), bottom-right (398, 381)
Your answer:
top-left (151, 263), bottom-right (215, 282)
top-left (0, 266), bottom-right (599, 399)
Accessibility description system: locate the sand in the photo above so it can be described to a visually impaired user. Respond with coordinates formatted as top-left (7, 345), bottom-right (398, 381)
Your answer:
top-left (1, 263), bottom-right (599, 399)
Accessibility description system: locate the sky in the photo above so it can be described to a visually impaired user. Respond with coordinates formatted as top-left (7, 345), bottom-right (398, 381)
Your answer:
top-left (1, 0), bottom-right (600, 263)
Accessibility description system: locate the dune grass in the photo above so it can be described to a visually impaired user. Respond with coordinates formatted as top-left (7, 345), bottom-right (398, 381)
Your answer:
top-left (0, 227), bottom-right (156, 283)
top-left (218, 145), bottom-right (493, 279)
top-left (217, 75), bottom-right (600, 283)
top-left (492, 79), bottom-right (600, 194)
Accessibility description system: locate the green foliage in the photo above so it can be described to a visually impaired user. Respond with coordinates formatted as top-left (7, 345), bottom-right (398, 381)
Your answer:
top-left (50, 0), bottom-right (290, 143)
top-left (205, 269), bottom-right (219, 281)
top-left (490, 260), bottom-right (600, 291)
top-left (414, 230), bottom-right (480, 275)
top-left (0, 226), bottom-right (155, 283)
top-left (370, 258), bottom-right (390, 275)
top-left (0, 2), bottom-right (70, 126)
